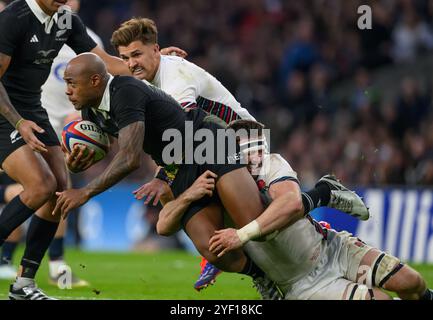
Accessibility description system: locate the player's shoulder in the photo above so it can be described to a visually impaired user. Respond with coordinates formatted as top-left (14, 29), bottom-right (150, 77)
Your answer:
top-left (0, 0), bottom-right (31, 21)
top-left (262, 153), bottom-right (297, 185)
top-left (161, 55), bottom-right (204, 73)
top-left (268, 153), bottom-right (291, 169)
top-left (111, 75), bottom-right (147, 92)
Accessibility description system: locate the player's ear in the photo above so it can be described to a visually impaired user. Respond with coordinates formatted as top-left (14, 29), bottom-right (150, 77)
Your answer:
top-left (154, 43), bottom-right (160, 53)
top-left (90, 74), bottom-right (101, 87)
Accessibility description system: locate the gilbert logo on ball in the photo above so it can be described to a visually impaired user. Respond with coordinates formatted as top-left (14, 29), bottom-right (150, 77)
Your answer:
top-left (62, 120), bottom-right (110, 161)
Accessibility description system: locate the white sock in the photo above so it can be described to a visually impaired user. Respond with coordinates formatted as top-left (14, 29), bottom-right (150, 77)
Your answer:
top-left (13, 277), bottom-right (35, 290)
top-left (49, 260), bottom-right (67, 278)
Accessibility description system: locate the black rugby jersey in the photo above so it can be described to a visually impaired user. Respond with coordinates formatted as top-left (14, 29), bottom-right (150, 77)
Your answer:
top-left (82, 76), bottom-right (206, 166)
top-left (0, 0), bottom-right (96, 118)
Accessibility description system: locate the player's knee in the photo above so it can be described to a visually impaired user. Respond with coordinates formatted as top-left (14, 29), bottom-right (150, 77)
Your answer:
top-left (397, 268), bottom-right (426, 294)
top-left (23, 173), bottom-right (57, 207)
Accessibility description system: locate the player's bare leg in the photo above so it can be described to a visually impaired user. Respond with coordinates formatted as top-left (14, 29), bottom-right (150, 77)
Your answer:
top-left (357, 248), bottom-right (431, 300)
top-left (215, 167), bottom-right (264, 227)
top-left (185, 202), bottom-right (281, 298)
top-left (47, 171), bottom-right (89, 288)
top-left (1, 145), bottom-right (65, 299)
top-left (184, 203), bottom-right (247, 273)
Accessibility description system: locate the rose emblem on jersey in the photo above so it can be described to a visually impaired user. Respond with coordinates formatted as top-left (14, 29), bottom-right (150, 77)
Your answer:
top-left (256, 179), bottom-right (266, 190)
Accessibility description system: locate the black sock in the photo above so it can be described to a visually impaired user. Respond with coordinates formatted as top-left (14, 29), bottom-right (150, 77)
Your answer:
top-left (0, 185), bottom-right (6, 203)
top-left (0, 196), bottom-right (35, 246)
top-left (20, 215), bottom-right (59, 279)
top-left (48, 237), bottom-right (64, 261)
top-left (238, 256), bottom-right (265, 279)
top-left (1, 241), bottom-right (18, 265)
top-left (302, 183), bottom-right (331, 214)
top-left (420, 288), bottom-right (433, 300)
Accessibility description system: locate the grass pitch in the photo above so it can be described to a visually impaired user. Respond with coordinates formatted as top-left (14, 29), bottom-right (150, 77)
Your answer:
top-left (0, 249), bottom-right (259, 300)
top-left (0, 248), bottom-right (432, 300)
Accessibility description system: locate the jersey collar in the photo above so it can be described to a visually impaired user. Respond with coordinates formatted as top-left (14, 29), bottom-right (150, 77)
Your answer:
top-left (25, 0), bottom-right (59, 33)
top-left (97, 75), bottom-right (114, 113)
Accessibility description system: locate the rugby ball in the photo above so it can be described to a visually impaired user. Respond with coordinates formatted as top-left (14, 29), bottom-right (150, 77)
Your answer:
top-left (62, 120), bottom-right (110, 161)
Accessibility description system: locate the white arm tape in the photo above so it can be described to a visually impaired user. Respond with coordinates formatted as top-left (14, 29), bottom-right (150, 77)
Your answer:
top-left (236, 220), bottom-right (261, 245)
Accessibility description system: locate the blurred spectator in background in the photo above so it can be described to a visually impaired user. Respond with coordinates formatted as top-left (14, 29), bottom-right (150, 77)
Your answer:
top-left (3, 0), bottom-right (433, 192)
top-left (133, 204), bottom-right (185, 252)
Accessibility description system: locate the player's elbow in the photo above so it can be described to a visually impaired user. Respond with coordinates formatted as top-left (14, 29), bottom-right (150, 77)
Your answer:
top-left (156, 219), bottom-right (174, 236)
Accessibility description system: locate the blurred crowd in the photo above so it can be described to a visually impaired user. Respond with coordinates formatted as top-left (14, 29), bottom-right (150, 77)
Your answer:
top-left (76, 0), bottom-right (433, 187)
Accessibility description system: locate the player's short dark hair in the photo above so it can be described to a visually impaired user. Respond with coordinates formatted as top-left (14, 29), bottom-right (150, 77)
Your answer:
top-left (227, 119), bottom-right (265, 135)
top-left (111, 18), bottom-right (158, 49)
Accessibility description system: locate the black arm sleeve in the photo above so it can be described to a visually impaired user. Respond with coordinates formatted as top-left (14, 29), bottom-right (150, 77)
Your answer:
top-left (111, 85), bottom-right (147, 130)
top-left (0, 10), bottom-right (23, 56)
top-left (66, 14), bottom-right (97, 54)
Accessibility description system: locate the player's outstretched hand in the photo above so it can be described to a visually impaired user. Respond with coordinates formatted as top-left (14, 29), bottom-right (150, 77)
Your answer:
top-left (184, 170), bottom-right (218, 202)
top-left (17, 119), bottom-right (47, 153)
top-left (133, 177), bottom-right (170, 206)
top-left (66, 145), bottom-right (96, 173)
top-left (53, 188), bottom-right (90, 219)
top-left (209, 228), bottom-right (242, 257)
top-left (160, 46), bottom-right (188, 58)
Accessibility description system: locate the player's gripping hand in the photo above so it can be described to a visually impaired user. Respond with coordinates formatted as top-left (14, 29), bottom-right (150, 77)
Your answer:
top-left (160, 46), bottom-right (188, 58)
top-left (65, 145), bottom-right (96, 173)
top-left (183, 170), bottom-right (218, 202)
top-left (16, 119), bottom-right (47, 153)
top-left (53, 188), bottom-right (90, 219)
top-left (209, 228), bottom-right (242, 257)
top-left (133, 177), bottom-right (171, 206)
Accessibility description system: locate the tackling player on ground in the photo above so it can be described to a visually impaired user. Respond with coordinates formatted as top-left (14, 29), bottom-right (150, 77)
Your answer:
top-left (207, 120), bottom-right (433, 300)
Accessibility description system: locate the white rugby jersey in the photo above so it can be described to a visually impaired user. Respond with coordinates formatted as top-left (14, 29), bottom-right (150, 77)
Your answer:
top-left (151, 55), bottom-right (255, 123)
top-left (244, 153), bottom-right (326, 293)
top-left (41, 28), bottom-right (103, 134)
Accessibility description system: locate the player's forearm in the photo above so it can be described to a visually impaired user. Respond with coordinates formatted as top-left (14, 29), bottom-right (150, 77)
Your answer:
top-left (157, 193), bottom-right (192, 236)
top-left (91, 46), bottom-right (130, 76)
top-left (84, 150), bottom-right (141, 198)
top-left (236, 192), bottom-right (303, 245)
top-left (106, 56), bottom-right (130, 76)
top-left (0, 82), bottom-right (22, 127)
top-left (255, 192), bottom-right (303, 236)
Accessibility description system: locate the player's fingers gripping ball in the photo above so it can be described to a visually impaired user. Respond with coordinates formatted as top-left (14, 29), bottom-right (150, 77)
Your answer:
top-left (62, 120), bottom-right (110, 162)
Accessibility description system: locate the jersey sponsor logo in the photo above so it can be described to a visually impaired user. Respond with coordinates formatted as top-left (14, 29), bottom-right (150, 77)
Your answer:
top-left (30, 35), bottom-right (39, 43)
top-left (10, 130), bottom-right (22, 144)
top-left (33, 49), bottom-right (57, 65)
top-left (38, 49), bottom-right (56, 57)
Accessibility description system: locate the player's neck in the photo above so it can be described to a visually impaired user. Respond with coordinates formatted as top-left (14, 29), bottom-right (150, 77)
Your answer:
top-left (91, 76), bottom-right (110, 109)
top-left (149, 54), bottom-right (161, 82)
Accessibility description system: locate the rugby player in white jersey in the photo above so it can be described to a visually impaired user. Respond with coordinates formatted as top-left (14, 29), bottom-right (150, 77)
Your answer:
top-left (110, 17), bottom-right (370, 290)
top-left (205, 120), bottom-right (433, 300)
top-left (157, 119), bottom-right (433, 300)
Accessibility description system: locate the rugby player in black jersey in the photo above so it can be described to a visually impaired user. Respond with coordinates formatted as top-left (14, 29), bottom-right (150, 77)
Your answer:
top-left (54, 53), bottom-right (283, 299)
top-left (0, 0), bottom-right (185, 300)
